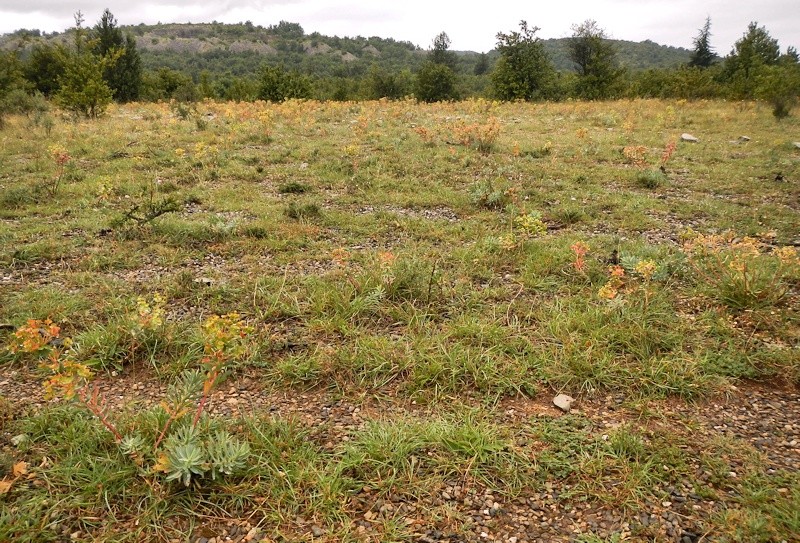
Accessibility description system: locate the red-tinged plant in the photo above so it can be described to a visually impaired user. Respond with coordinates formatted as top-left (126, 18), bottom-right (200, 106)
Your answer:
top-left (571, 241), bottom-right (590, 273)
top-left (47, 145), bottom-right (71, 196)
top-left (660, 140), bottom-right (677, 170)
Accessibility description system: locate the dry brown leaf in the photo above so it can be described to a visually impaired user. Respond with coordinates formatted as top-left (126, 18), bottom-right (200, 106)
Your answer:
top-left (12, 461), bottom-right (28, 478)
top-left (0, 480), bottom-right (13, 494)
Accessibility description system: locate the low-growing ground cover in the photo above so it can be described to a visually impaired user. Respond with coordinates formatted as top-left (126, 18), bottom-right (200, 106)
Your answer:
top-left (0, 98), bottom-right (798, 542)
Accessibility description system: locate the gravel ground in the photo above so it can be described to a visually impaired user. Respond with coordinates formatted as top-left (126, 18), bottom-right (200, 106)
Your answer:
top-left (1, 367), bottom-right (797, 543)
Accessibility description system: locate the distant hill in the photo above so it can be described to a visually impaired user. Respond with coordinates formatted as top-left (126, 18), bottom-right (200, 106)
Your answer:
top-left (1, 22), bottom-right (691, 79)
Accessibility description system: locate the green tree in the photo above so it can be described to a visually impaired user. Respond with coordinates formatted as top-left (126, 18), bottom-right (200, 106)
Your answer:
top-left (366, 65), bottom-right (411, 99)
top-left (756, 62), bottom-right (800, 118)
top-left (782, 46), bottom-right (800, 65)
top-left (723, 22), bottom-right (781, 97)
top-left (474, 53), bottom-right (490, 76)
top-left (141, 68), bottom-right (197, 101)
top-left (430, 32), bottom-right (458, 71)
top-left (56, 12), bottom-right (116, 118)
top-left (689, 17), bottom-right (716, 68)
top-left (415, 61), bottom-right (457, 102)
top-left (257, 65), bottom-right (312, 102)
top-left (24, 44), bottom-right (67, 96)
top-left (0, 49), bottom-right (25, 99)
top-left (491, 21), bottom-right (556, 101)
top-left (568, 20), bottom-right (624, 99)
top-left (0, 48), bottom-right (26, 128)
top-left (93, 9), bottom-right (142, 102)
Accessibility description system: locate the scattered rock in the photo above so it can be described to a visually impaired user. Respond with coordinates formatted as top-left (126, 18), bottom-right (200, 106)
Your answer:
top-left (311, 525), bottom-right (325, 538)
top-left (793, 142), bottom-right (800, 149)
top-left (681, 133), bottom-right (699, 143)
top-left (738, 135), bottom-right (750, 142)
top-left (553, 394), bottom-right (575, 413)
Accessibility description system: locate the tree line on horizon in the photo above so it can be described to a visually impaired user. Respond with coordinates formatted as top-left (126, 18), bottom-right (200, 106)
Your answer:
top-left (1, 11), bottom-right (799, 123)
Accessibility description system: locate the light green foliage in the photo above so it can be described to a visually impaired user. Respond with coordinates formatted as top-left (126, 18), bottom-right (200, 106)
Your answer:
top-left (470, 179), bottom-right (510, 209)
top-left (756, 62), bottom-right (800, 119)
top-left (55, 13), bottom-right (117, 118)
top-left (635, 168), bottom-right (666, 188)
top-left (491, 21), bottom-right (557, 101)
top-left (722, 21), bottom-right (782, 98)
top-left (161, 424), bottom-right (250, 486)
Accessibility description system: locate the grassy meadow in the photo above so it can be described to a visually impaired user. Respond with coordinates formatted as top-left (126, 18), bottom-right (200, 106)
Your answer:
top-left (0, 98), bottom-right (799, 542)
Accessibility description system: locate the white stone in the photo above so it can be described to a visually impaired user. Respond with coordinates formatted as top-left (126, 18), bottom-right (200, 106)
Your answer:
top-left (681, 133), bottom-right (699, 143)
top-left (553, 394), bottom-right (575, 412)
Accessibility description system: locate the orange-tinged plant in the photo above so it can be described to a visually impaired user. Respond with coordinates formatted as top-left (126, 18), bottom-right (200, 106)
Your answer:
top-left (660, 140), bottom-right (677, 168)
top-left (452, 117), bottom-right (501, 153)
top-left (331, 247), bottom-right (352, 267)
top-left (571, 241), bottom-right (590, 273)
top-left (8, 319), bottom-right (123, 442)
top-left (633, 260), bottom-right (657, 280)
top-left (378, 251), bottom-right (397, 285)
top-left (414, 126), bottom-right (436, 145)
top-left (623, 145), bottom-right (647, 167)
top-left (46, 145), bottom-right (71, 196)
top-left (8, 319), bottom-right (60, 355)
top-left (132, 294), bottom-right (166, 332)
top-left (682, 230), bottom-right (797, 309)
top-left (41, 352), bottom-right (93, 401)
top-left (598, 265), bottom-right (625, 299)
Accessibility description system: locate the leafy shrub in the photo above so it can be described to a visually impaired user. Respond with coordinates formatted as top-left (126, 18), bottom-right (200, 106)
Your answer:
top-left (415, 62), bottom-right (457, 103)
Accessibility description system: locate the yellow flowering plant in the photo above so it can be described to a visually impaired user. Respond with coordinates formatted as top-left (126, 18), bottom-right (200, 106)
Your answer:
top-left (682, 230), bottom-right (798, 309)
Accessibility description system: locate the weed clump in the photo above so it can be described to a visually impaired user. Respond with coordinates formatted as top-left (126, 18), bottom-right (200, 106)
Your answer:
top-left (635, 168), bottom-right (667, 189)
top-left (278, 181), bottom-right (311, 194)
top-left (682, 230), bottom-right (799, 309)
top-left (5, 313), bottom-right (254, 487)
top-left (471, 179), bottom-right (512, 210)
top-left (284, 201), bottom-right (322, 219)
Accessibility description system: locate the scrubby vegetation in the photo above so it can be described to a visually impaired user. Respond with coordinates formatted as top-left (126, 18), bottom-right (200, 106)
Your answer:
top-left (1, 13), bottom-right (798, 112)
top-left (0, 96), bottom-right (798, 541)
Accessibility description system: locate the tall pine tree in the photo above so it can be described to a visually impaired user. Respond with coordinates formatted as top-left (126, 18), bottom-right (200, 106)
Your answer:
top-left (93, 9), bottom-right (142, 102)
top-left (689, 17), bottom-right (716, 68)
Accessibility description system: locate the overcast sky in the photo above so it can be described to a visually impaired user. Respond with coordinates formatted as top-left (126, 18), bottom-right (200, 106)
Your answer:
top-left (0, 0), bottom-right (798, 54)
